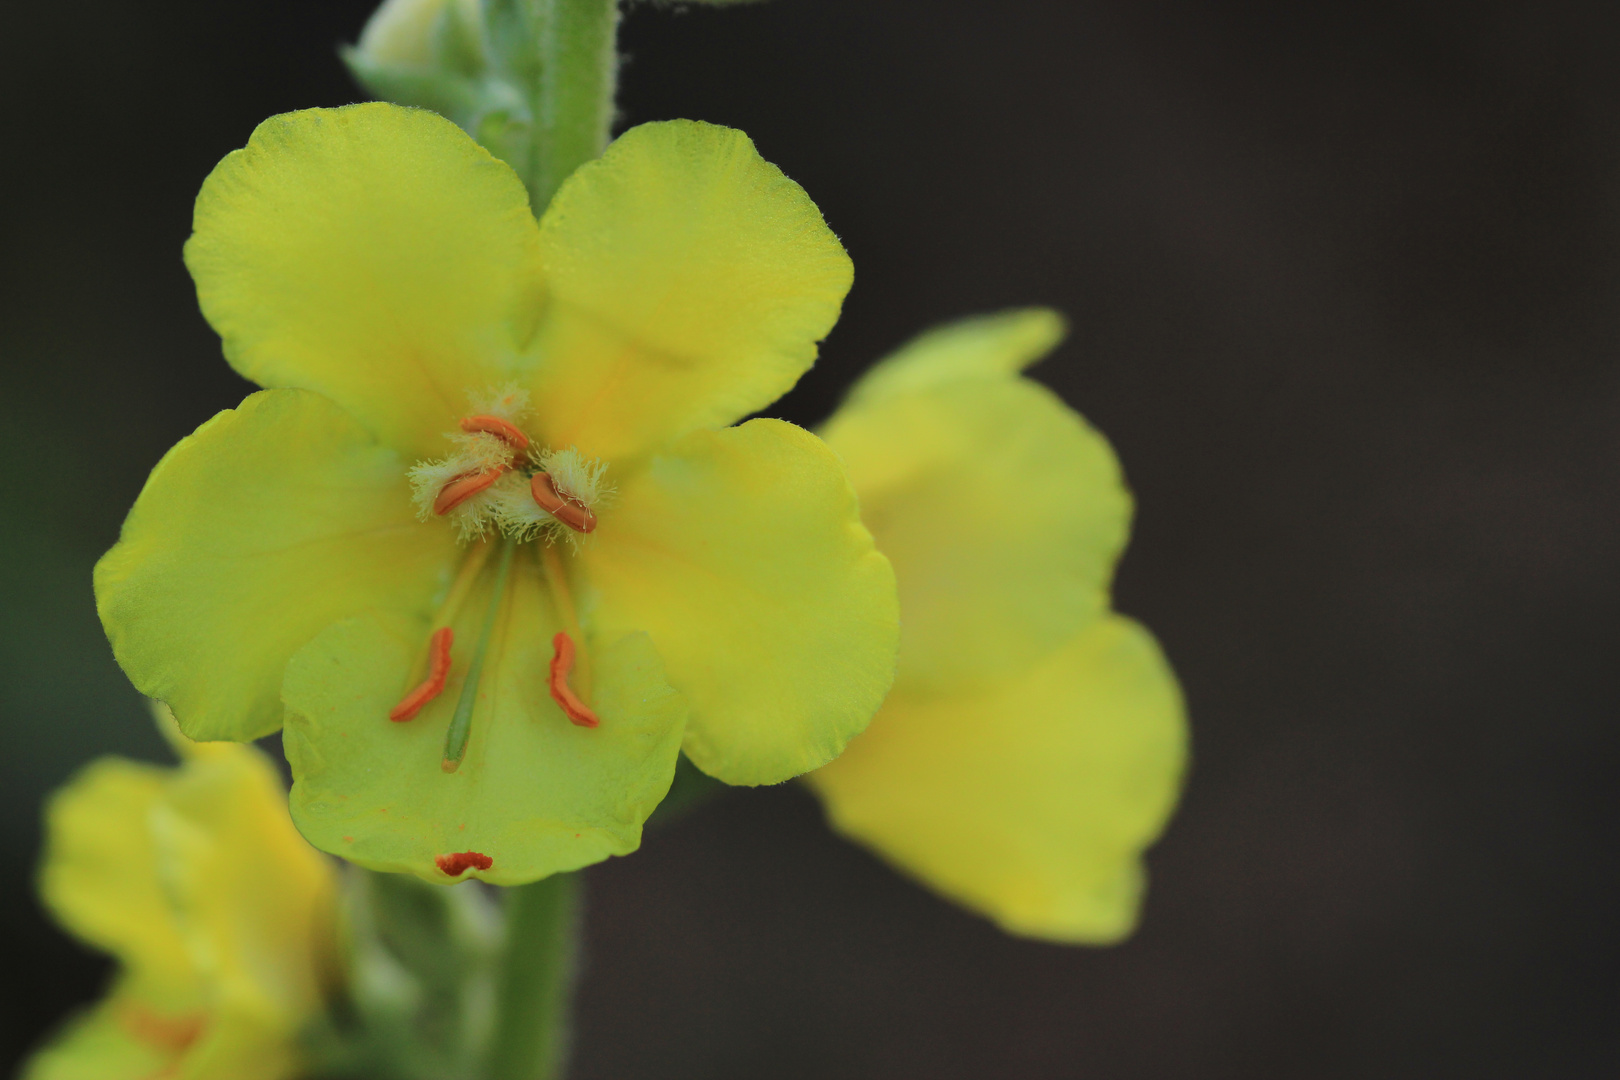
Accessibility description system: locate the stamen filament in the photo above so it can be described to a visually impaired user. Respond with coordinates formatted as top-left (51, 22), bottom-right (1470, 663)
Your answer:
top-left (540, 542), bottom-right (591, 698)
top-left (442, 538), bottom-right (517, 772)
top-left (548, 632), bottom-right (599, 728)
top-left (389, 627), bottom-right (454, 721)
top-left (433, 540), bottom-right (495, 629)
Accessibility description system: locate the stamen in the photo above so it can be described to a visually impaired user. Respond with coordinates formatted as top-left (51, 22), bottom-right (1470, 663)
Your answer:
top-left (548, 632), bottom-right (600, 728)
top-left (442, 538), bottom-right (517, 772)
top-left (434, 466), bottom-right (508, 515)
top-left (435, 851), bottom-right (494, 876)
top-left (389, 627), bottom-right (454, 721)
top-left (459, 414), bottom-right (531, 451)
top-left (531, 472), bottom-right (598, 533)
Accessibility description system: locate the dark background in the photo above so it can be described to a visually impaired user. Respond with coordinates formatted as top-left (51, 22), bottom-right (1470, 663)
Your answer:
top-left (3, 0), bottom-right (1618, 1076)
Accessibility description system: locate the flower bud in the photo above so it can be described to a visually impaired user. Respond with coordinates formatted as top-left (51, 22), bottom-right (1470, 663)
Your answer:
top-left (354, 0), bottom-right (486, 73)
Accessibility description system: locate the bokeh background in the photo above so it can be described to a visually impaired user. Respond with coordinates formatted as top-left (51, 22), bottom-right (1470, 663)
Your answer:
top-left (4, 0), bottom-right (1618, 1076)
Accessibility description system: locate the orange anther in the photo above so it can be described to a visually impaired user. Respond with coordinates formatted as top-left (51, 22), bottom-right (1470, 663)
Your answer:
top-left (459, 414), bottom-right (530, 451)
top-left (119, 1004), bottom-right (206, 1054)
top-left (435, 851), bottom-right (493, 876)
top-left (389, 627), bottom-right (454, 721)
top-left (530, 472), bottom-right (597, 533)
top-left (434, 466), bottom-right (506, 515)
top-left (548, 631), bottom-right (600, 728)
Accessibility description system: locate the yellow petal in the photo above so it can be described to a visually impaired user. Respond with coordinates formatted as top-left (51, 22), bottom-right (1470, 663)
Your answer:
top-left (529, 120), bottom-right (852, 464)
top-left (845, 307), bottom-right (1067, 405)
top-left (94, 389), bottom-right (456, 741)
top-left (822, 377), bottom-right (1130, 688)
top-left (283, 550), bottom-right (688, 885)
top-left (20, 997), bottom-right (181, 1080)
top-left (808, 616), bottom-right (1187, 943)
top-left (38, 760), bottom-right (198, 1002)
top-left (185, 103), bottom-right (544, 460)
top-left (579, 419), bottom-right (899, 785)
top-left (174, 1018), bottom-right (302, 1080)
top-left (22, 996), bottom-right (295, 1080)
top-left (149, 744), bottom-right (336, 1031)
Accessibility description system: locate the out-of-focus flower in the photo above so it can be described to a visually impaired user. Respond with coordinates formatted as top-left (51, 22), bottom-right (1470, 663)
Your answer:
top-left (353, 0), bottom-right (484, 71)
top-left (23, 715), bottom-right (337, 1080)
top-left (94, 103), bottom-right (897, 885)
top-left (344, 0), bottom-right (511, 152)
top-left (808, 309), bottom-right (1188, 944)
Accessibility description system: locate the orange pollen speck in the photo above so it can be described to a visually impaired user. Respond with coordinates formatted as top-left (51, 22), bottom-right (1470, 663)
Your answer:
top-left (459, 414), bottom-right (530, 450)
top-left (531, 472), bottom-right (597, 533)
top-left (389, 627), bottom-right (454, 721)
top-left (434, 466), bottom-right (507, 515)
top-left (548, 632), bottom-right (600, 728)
top-left (435, 851), bottom-right (493, 876)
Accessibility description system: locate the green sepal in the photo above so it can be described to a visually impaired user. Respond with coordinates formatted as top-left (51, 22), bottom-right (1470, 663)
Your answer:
top-left (344, 0), bottom-right (538, 183)
top-left (342, 48), bottom-right (527, 135)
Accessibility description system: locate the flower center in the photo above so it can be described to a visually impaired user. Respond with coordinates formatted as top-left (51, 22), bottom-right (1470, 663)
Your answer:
top-left (407, 386), bottom-right (612, 544)
top-left (387, 389), bottom-right (609, 812)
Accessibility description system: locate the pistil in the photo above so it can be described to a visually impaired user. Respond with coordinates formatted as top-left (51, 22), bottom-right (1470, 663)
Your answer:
top-left (442, 537), bottom-right (517, 772)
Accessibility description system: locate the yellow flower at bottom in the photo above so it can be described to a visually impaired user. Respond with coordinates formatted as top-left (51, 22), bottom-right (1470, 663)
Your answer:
top-left (808, 309), bottom-right (1188, 944)
top-left (23, 717), bottom-right (336, 1080)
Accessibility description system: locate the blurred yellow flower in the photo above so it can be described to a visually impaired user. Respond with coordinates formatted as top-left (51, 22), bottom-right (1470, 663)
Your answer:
top-left (808, 309), bottom-right (1188, 944)
top-left (22, 716), bottom-right (337, 1080)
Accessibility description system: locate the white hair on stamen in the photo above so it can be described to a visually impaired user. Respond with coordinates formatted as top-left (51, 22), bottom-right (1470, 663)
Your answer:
top-left (487, 472), bottom-right (556, 542)
top-left (468, 383), bottom-right (532, 423)
top-left (403, 393), bottom-right (619, 546)
top-left (443, 485), bottom-right (506, 543)
top-left (407, 432), bottom-right (512, 520)
top-left (536, 446), bottom-right (613, 510)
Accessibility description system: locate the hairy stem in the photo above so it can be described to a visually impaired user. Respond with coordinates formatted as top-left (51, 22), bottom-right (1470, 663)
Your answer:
top-left (487, 874), bottom-right (582, 1080)
top-left (529, 0), bottom-right (619, 210)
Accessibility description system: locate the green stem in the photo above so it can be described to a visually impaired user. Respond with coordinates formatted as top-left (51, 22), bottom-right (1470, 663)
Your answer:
top-left (487, 874), bottom-right (582, 1080)
top-left (529, 0), bottom-right (620, 210)
top-left (442, 537), bottom-right (517, 771)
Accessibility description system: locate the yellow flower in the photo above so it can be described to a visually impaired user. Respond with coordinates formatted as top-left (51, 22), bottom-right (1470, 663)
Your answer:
top-left (807, 309), bottom-right (1188, 944)
top-left (94, 103), bottom-right (898, 885)
top-left (23, 717), bottom-right (336, 1080)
